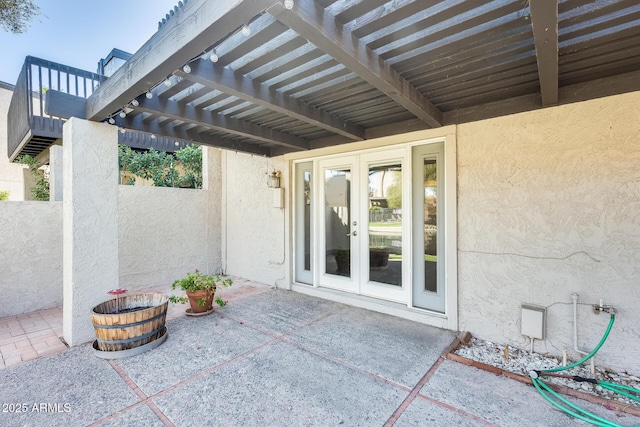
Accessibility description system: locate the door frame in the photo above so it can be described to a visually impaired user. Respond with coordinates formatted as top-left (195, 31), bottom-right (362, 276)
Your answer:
top-left (287, 130), bottom-right (458, 332)
top-left (358, 149), bottom-right (407, 303)
top-left (411, 143), bottom-right (446, 312)
top-left (316, 155), bottom-right (360, 293)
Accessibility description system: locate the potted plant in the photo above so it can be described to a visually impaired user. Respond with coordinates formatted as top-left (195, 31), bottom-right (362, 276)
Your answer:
top-left (169, 269), bottom-right (232, 315)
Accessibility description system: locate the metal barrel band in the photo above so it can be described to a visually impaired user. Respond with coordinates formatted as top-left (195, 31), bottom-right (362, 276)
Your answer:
top-left (93, 311), bottom-right (166, 329)
top-left (95, 326), bottom-right (164, 344)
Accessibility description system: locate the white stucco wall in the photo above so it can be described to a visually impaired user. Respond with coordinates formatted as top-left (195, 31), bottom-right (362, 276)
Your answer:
top-left (0, 85), bottom-right (26, 200)
top-left (457, 91), bottom-right (640, 374)
top-left (0, 202), bottom-right (62, 317)
top-left (0, 146), bottom-right (222, 326)
top-left (118, 185), bottom-right (221, 289)
top-left (63, 119), bottom-right (119, 345)
top-left (223, 151), bottom-right (288, 287)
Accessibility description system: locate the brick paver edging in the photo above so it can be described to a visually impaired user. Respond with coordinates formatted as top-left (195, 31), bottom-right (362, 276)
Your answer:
top-left (446, 336), bottom-right (640, 418)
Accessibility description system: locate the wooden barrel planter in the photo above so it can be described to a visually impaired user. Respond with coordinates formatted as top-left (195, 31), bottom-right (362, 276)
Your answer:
top-left (91, 293), bottom-right (168, 358)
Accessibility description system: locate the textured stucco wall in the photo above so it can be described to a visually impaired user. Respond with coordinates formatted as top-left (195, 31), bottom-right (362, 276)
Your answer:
top-left (223, 151), bottom-right (288, 287)
top-left (118, 146), bottom-right (222, 289)
top-left (0, 202), bottom-right (62, 317)
top-left (0, 86), bottom-right (26, 200)
top-left (0, 147), bottom-right (222, 324)
top-left (118, 186), bottom-right (219, 289)
top-left (457, 91), bottom-right (640, 374)
top-left (63, 119), bottom-right (119, 345)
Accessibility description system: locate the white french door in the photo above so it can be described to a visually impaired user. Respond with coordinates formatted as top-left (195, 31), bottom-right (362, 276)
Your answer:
top-left (317, 150), bottom-right (406, 302)
top-left (317, 156), bottom-right (360, 293)
top-left (412, 143), bottom-right (445, 312)
top-left (295, 143), bottom-right (448, 313)
top-left (358, 150), bottom-right (406, 302)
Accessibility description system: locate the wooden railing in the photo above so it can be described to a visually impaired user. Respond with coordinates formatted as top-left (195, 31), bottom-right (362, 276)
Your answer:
top-left (7, 56), bottom-right (104, 160)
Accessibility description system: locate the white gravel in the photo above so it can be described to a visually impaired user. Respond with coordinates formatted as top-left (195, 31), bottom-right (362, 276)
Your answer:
top-left (455, 337), bottom-right (640, 408)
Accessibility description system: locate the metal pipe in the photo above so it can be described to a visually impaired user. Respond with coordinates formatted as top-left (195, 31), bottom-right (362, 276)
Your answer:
top-left (571, 293), bottom-right (596, 374)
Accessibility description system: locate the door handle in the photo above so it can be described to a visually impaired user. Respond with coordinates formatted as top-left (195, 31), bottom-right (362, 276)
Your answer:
top-left (347, 231), bottom-right (357, 237)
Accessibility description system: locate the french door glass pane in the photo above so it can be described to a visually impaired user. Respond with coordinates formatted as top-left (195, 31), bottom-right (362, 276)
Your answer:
top-left (325, 168), bottom-right (351, 277)
top-left (295, 162), bottom-right (312, 284)
top-left (423, 159), bottom-right (437, 292)
top-left (303, 170), bottom-right (311, 271)
top-left (368, 163), bottom-right (402, 286)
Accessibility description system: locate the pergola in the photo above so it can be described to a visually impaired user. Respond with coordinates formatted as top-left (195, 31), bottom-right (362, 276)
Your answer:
top-left (50, 0), bottom-right (640, 157)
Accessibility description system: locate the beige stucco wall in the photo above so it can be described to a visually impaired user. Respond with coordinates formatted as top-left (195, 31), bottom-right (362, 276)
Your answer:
top-left (118, 185), bottom-right (221, 289)
top-left (0, 202), bottom-right (63, 317)
top-left (457, 91), bottom-right (640, 374)
top-left (223, 151), bottom-right (288, 287)
top-left (0, 147), bottom-right (222, 319)
top-left (0, 86), bottom-right (26, 200)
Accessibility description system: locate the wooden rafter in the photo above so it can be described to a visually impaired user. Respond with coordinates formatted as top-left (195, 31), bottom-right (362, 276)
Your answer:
top-left (175, 59), bottom-right (366, 141)
top-left (132, 96), bottom-right (309, 151)
top-left (529, 0), bottom-right (559, 106)
top-left (85, 0), bottom-right (278, 121)
top-left (267, 0), bottom-right (443, 128)
top-left (114, 115), bottom-right (270, 156)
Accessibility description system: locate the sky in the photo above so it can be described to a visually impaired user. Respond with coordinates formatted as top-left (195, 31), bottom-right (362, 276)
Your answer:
top-left (0, 0), bottom-right (181, 85)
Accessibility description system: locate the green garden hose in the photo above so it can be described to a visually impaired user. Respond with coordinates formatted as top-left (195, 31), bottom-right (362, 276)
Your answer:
top-left (529, 314), bottom-right (640, 427)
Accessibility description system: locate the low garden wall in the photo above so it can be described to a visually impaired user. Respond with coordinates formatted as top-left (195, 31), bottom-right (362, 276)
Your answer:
top-left (0, 202), bottom-right (63, 317)
top-left (118, 185), bottom-right (220, 290)
top-left (0, 186), bottom-right (217, 318)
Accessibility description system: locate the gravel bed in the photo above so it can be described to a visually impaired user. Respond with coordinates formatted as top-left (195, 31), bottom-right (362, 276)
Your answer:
top-left (455, 338), bottom-right (640, 408)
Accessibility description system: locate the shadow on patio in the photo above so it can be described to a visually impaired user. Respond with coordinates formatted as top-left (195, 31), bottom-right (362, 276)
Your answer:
top-left (1, 278), bottom-right (639, 427)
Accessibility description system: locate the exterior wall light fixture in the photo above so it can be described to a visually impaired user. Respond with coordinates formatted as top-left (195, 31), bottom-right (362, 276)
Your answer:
top-left (267, 171), bottom-right (281, 188)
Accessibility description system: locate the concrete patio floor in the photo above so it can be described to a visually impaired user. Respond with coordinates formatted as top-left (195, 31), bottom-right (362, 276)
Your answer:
top-left (1, 279), bottom-right (639, 427)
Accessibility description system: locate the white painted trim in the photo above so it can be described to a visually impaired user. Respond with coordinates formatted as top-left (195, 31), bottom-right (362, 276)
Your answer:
top-left (282, 163), bottom-right (292, 291)
top-left (358, 149), bottom-right (407, 303)
top-left (316, 155), bottom-right (360, 294)
top-left (444, 130), bottom-right (458, 331)
top-left (285, 127), bottom-right (456, 162)
top-left (287, 128), bottom-right (458, 331)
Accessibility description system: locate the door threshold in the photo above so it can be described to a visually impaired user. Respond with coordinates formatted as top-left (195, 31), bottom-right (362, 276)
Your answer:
top-left (291, 283), bottom-right (453, 330)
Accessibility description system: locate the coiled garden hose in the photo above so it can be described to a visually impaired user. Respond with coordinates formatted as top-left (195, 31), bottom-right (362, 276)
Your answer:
top-left (529, 314), bottom-right (640, 427)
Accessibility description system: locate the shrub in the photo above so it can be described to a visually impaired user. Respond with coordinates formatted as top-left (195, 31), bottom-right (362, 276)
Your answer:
top-left (118, 144), bottom-right (202, 188)
top-left (17, 154), bottom-right (49, 201)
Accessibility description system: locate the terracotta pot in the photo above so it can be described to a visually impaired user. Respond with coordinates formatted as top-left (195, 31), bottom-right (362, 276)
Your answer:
top-left (186, 289), bottom-right (215, 313)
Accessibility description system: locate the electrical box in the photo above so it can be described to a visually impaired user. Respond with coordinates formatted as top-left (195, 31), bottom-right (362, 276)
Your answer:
top-left (272, 188), bottom-right (284, 209)
top-left (521, 304), bottom-right (546, 339)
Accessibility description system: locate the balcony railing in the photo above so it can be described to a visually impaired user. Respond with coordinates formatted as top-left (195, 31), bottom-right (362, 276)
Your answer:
top-left (7, 56), bottom-right (104, 161)
top-left (6, 56), bottom-right (188, 161)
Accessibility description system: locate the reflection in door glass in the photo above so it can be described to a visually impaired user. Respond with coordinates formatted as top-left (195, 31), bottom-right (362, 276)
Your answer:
top-left (423, 160), bottom-right (437, 292)
top-left (303, 171), bottom-right (311, 271)
top-left (368, 164), bottom-right (402, 286)
top-left (325, 169), bottom-right (351, 277)
top-left (295, 162), bottom-right (313, 284)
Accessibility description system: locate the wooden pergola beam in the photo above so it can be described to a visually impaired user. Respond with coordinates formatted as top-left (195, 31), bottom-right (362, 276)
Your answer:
top-left (133, 96), bottom-right (309, 151)
top-left (114, 115), bottom-right (270, 156)
top-left (267, 0), bottom-right (443, 128)
top-left (529, 0), bottom-right (559, 106)
top-left (175, 59), bottom-right (366, 141)
top-left (85, 0), bottom-right (278, 121)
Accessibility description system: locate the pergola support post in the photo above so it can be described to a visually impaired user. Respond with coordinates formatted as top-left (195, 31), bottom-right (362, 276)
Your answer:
top-left (62, 118), bottom-right (119, 346)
